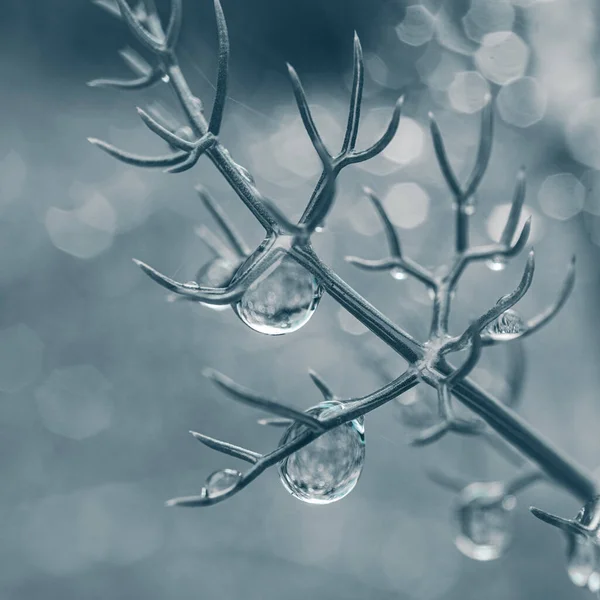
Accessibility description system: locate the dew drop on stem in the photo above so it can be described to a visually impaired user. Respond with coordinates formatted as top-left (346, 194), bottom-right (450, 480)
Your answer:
top-left (454, 481), bottom-right (515, 561)
top-left (206, 468), bottom-right (242, 499)
top-left (234, 255), bottom-right (323, 335)
top-left (278, 401), bottom-right (365, 504)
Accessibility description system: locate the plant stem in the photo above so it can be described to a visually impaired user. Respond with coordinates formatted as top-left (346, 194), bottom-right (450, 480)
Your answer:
top-left (292, 244), bottom-right (597, 503)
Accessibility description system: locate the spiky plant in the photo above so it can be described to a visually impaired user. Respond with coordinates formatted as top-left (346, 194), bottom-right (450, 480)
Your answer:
top-left (88, 0), bottom-right (600, 595)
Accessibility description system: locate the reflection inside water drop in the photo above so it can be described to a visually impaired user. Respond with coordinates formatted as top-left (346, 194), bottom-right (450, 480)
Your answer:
top-left (278, 401), bottom-right (365, 504)
top-left (234, 255), bottom-right (322, 335)
top-left (487, 309), bottom-right (525, 340)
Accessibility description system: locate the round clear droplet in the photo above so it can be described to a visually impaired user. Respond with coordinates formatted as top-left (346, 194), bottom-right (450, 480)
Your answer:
top-left (161, 74), bottom-right (170, 83)
top-left (390, 267), bottom-right (407, 280)
top-left (486, 255), bottom-right (507, 271)
top-left (487, 309), bottom-right (525, 340)
top-left (234, 255), bottom-right (323, 335)
top-left (205, 468), bottom-right (242, 499)
top-left (195, 256), bottom-right (241, 312)
top-left (278, 401), bottom-right (365, 504)
top-left (454, 482), bottom-right (515, 561)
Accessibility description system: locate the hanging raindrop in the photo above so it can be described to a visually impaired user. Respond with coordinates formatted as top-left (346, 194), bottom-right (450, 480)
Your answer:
top-left (487, 308), bottom-right (525, 340)
top-left (195, 256), bottom-right (242, 312)
top-left (161, 73), bottom-right (170, 83)
top-left (278, 400), bottom-right (365, 504)
top-left (390, 266), bottom-right (407, 280)
top-left (234, 255), bottom-right (323, 335)
top-left (205, 468), bottom-right (242, 499)
top-left (486, 255), bottom-right (507, 272)
top-left (454, 482), bottom-right (516, 561)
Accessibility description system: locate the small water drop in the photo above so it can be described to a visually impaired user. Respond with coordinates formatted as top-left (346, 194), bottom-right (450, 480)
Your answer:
top-left (205, 469), bottom-right (242, 499)
top-left (234, 255), bottom-right (323, 335)
top-left (314, 223), bottom-right (326, 233)
top-left (236, 164), bottom-right (255, 185)
top-left (161, 74), bottom-right (170, 83)
top-left (195, 256), bottom-right (241, 312)
top-left (567, 535), bottom-right (600, 591)
top-left (454, 482), bottom-right (515, 561)
top-left (487, 309), bottom-right (525, 340)
top-left (463, 202), bottom-right (476, 216)
top-left (278, 401), bottom-right (365, 504)
top-left (390, 266), bottom-right (407, 280)
top-left (486, 255), bottom-right (507, 271)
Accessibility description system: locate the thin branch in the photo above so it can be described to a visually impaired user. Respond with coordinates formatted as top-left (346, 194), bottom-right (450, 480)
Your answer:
top-left (137, 107), bottom-right (196, 150)
top-left (88, 137), bottom-right (188, 167)
top-left (203, 368), bottom-right (326, 432)
top-left (196, 185), bottom-right (250, 257)
top-left (115, 0), bottom-right (165, 53)
top-left (341, 32), bottom-right (364, 153)
top-left (88, 70), bottom-right (162, 90)
top-left (463, 98), bottom-right (493, 199)
top-left (308, 369), bottom-right (335, 401)
top-left (189, 430), bottom-right (261, 463)
top-left (165, 0), bottom-right (183, 50)
top-left (208, 0), bottom-right (230, 135)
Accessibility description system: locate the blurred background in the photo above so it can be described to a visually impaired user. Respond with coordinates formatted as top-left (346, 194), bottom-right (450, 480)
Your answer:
top-left (2, 0), bottom-right (600, 598)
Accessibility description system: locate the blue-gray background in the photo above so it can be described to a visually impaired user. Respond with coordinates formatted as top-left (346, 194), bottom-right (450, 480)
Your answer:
top-left (2, 0), bottom-right (600, 598)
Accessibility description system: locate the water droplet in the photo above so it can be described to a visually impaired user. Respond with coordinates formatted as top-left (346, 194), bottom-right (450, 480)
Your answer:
top-left (487, 309), bottom-right (525, 340)
top-left (314, 223), bottom-right (326, 233)
top-left (567, 535), bottom-right (600, 591)
top-left (234, 255), bottom-right (323, 335)
top-left (205, 469), bottom-right (242, 499)
top-left (161, 74), bottom-right (170, 83)
top-left (486, 255), bottom-right (507, 271)
top-left (195, 256), bottom-right (241, 312)
top-left (278, 401), bottom-right (365, 504)
top-left (454, 482), bottom-right (515, 561)
top-left (390, 267), bottom-right (407, 280)
top-left (463, 201), bottom-right (476, 216)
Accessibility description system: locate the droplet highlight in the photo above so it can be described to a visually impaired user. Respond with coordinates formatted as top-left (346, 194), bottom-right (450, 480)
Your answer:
top-left (278, 401), bottom-right (365, 504)
top-left (486, 255), bottom-right (507, 272)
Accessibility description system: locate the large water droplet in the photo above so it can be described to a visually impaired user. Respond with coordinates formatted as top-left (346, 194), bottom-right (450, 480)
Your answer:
top-left (567, 535), bottom-right (600, 591)
top-left (195, 256), bottom-right (242, 312)
top-left (234, 255), bottom-right (323, 335)
top-left (487, 309), bottom-right (525, 340)
top-left (278, 401), bottom-right (365, 504)
top-left (205, 468), bottom-right (242, 499)
top-left (454, 482), bottom-right (515, 561)
top-left (486, 255), bottom-right (507, 271)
